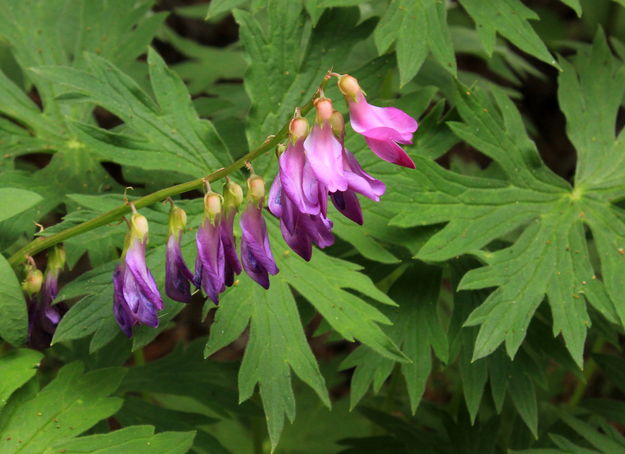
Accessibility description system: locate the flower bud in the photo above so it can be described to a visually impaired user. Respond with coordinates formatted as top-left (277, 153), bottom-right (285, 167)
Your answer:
top-left (130, 213), bottom-right (149, 241)
top-left (22, 268), bottom-right (43, 296)
top-left (330, 110), bottom-right (344, 138)
top-left (337, 74), bottom-right (362, 101)
top-left (247, 175), bottom-right (265, 202)
top-left (204, 192), bottom-right (222, 223)
top-left (289, 117), bottom-right (309, 143)
top-left (314, 98), bottom-right (333, 123)
top-left (47, 246), bottom-right (65, 275)
top-left (223, 181), bottom-right (244, 211)
top-left (168, 206), bottom-right (187, 236)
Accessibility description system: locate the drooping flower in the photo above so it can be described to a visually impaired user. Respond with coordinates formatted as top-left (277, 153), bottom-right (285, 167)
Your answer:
top-left (194, 192), bottom-right (225, 303)
top-left (280, 116), bottom-right (327, 215)
top-left (113, 212), bottom-right (164, 337)
top-left (269, 177), bottom-right (334, 261)
top-left (165, 205), bottom-right (194, 303)
top-left (338, 74), bottom-right (418, 169)
top-left (221, 180), bottom-right (244, 287)
top-left (303, 98), bottom-right (349, 193)
top-left (330, 190), bottom-right (363, 225)
top-left (240, 175), bottom-right (278, 288)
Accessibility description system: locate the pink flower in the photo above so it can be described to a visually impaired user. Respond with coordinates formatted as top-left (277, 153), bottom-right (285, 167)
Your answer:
top-left (280, 117), bottom-right (327, 215)
top-left (303, 98), bottom-right (349, 192)
top-left (338, 75), bottom-right (417, 169)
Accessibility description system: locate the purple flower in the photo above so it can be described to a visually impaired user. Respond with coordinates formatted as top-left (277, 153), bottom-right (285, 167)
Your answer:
top-left (221, 180), bottom-right (244, 287)
top-left (303, 98), bottom-right (349, 193)
top-left (194, 192), bottom-right (225, 304)
top-left (165, 206), bottom-right (194, 303)
top-left (342, 149), bottom-right (385, 202)
top-left (280, 117), bottom-right (327, 215)
top-left (241, 176), bottom-right (278, 288)
top-left (113, 213), bottom-right (163, 337)
top-left (269, 177), bottom-right (334, 261)
top-left (330, 190), bottom-right (363, 225)
top-left (338, 74), bottom-right (417, 169)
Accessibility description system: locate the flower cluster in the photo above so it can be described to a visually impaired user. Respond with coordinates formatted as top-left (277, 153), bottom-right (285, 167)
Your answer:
top-left (22, 247), bottom-right (67, 349)
top-left (112, 176), bottom-right (278, 336)
top-left (20, 73), bottom-right (418, 341)
top-left (268, 73), bottom-right (417, 260)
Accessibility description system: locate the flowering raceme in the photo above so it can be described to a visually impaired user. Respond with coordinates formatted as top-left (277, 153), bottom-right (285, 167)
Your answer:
top-left (97, 72), bottom-right (417, 338)
top-left (269, 73), bottom-right (415, 259)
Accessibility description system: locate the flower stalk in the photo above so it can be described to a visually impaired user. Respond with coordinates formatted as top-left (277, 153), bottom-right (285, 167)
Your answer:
top-left (7, 77), bottom-right (331, 268)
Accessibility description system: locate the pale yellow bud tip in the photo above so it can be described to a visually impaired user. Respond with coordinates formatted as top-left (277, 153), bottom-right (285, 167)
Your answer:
top-left (248, 176), bottom-right (265, 201)
top-left (22, 269), bottom-right (43, 295)
top-left (131, 213), bottom-right (149, 238)
top-left (330, 110), bottom-right (344, 136)
top-left (204, 192), bottom-right (222, 218)
top-left (338, 74), bottom-right (361, 99)
top-left (289, 117), bottom-right (309, 142)
top-left (315, 98), bottom-right (333, 122)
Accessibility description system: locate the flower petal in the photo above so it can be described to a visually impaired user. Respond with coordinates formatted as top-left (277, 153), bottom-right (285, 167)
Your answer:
top-left (303, 123), bottom-right (348, 192)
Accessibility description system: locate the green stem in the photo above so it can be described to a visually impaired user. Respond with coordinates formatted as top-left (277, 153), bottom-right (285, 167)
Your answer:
top-left (8, 78), bottom-right (329, 268)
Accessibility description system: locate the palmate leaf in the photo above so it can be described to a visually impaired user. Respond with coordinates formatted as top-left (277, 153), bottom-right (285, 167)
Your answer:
top-left (205, 225), bottom-right (405, 447)
top-left (0, 358), bottom-right (194, 454)
top-left (340, 263), bottom-right (445, 413)
top-left (34, 48), bottom-right (231, 177)
top-left (387, 32), bottom-right (625, 368)
top-left (374, 0), bottom-right (457, 86)
top-left (457, 0), bottom-right (558, 69)
top-left (235, 2), bottom-right (375, 147)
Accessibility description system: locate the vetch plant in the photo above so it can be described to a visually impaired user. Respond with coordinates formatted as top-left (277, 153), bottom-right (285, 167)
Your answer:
top-left (2, 1), bottom-right (625, 453)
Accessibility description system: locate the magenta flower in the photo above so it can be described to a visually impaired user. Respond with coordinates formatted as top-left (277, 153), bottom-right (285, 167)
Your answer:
top-left (113, 213), bottom-right (164, 337)
top-left (304, 98), bottom-right (349, 193)
top-left (338, 74), bottom-right (417, 169)
top-left (280, 117), bottom-right (327, 216)
top-left (342, 149), bottom-right (385, 202)
top-left (240, 176), bottom-right (278, 288)
top-left (221, 180), bottom-right (244, 287)
top-left (194, 192), bottom-right (225, 304)
top-left (165, 206), bottom-right (194, 303)
top-left (269, 177), bottom-right (334, 261)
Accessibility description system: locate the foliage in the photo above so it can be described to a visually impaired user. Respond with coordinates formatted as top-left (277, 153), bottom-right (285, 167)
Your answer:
top-left (2, 0), bottom-right (625, 452)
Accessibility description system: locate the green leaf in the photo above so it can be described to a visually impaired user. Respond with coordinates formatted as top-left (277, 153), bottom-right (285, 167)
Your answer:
top-left (458, 0), bottom-right (558, 68)
top-left (340, 263), bottom-right (444, 412)
top-left (120, 339), bottom-right (248, 417)
top-left (34, 49), bottom-right (231, 177)
top-left (0, 349), bottom-right (43, 410)
top-left (236, 4), bottom-right (374, 146)
top-left (374, 0), bottom-right (456, 86)
top-left (206, 0), bottom-right (247, 19)
top-left (384, 35), bottom-right (625, 365)
top-left (560, 0), bottom-right (582, 16)
top-left (206, 276), bottom-right (329, 448)
top-left (0, 254), bottom-right (28, 346)
top-left (44, 425), bottom-right (195, 454)
top-left (237, 279), bottom-right (329, 449)
top-left (508, 370), bottom-right (538, 438)
top-left (0, 362), bottom-right (125, 454)
top-left (270, 224), bottom-right (407, 363)
top-left (559, 412), bottom-right (625, 454)
top-left (0, 189), bottom-right (42, 224)
top-left (558, 30), bottom-right (625, 193)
